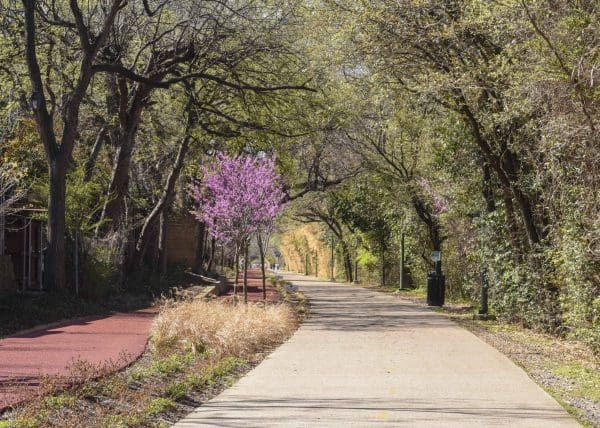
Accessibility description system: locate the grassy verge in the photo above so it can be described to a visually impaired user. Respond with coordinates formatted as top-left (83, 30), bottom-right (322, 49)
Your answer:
top-left (0, 298), bottom-right (301, 427)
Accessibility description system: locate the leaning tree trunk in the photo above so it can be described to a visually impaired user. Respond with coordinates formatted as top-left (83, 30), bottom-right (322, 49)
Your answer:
top-left (83, 126), bottom-right (108, 182)
top-left (460, 101), bottom-right (543, 246)
top-left (133, 130), bottom-right (191, 269)
top-left (512, 186), bottom-right (542, 246)
top-left (220, 244), bottom-right (225, 273)
top-left (412, 196), bottom-right (444, 251)
top-left (98, 129), bottom-right (135, 234)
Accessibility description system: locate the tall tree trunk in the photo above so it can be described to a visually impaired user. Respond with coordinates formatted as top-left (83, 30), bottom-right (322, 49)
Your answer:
top-left (133, 130), bottom-right (192, 268)
top-left (204, 235), bottom-right (212, 271)
top-left (412, 196), bottom-right (443, 251)
top-left (194, 222), bottom-right (206, 273)
top-left (502, 192), bottom-right (525, 261)
top-left (234, 245), bottom-right (239, 298)
top-left (46, 163), bottom-right (67, 290)
top-left (511, 187), bottom-right (541, 246)
top-left (304, 251), bottom-right (309, 275)
top-left (220, 244), bottom-right (225, 273)
top-left (257, 234), bottom-right (267, 302)
top-left (22, 0), bottom-right (133, 290)
top-left (207, 236), bottom-right (216, 272)
top-left (98, 132), bottom-right (134, 233)
top-left (481, 161), bottom-right (496, 213)
top-left (380, 247), bottom-right (386, 287)
top-left (243, 242), bottom-right (249, 304)
top-left (459, 99), bottom-right (542, 246)
top-left (98, 84), bottom-right (151, 234)
top-left (340, 239), bottom-right (353, 283)
top-left (158, 210), bottom-right (168, 276)
top-left (83, 126), bottom-right (108, 182)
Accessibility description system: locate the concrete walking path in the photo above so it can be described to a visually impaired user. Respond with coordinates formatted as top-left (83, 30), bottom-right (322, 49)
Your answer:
top-left (175, 273), bottom-right (578, 427)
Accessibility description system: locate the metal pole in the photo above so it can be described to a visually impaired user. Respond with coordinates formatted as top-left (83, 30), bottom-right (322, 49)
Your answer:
top-left (399, 232), bottom-right (405, 290)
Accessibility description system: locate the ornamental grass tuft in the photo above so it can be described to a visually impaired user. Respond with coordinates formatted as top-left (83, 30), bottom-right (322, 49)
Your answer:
top-left (151, 300), bottom-right (298, 357)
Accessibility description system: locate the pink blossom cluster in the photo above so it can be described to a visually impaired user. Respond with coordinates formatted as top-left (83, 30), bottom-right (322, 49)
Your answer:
top-left (417, 177), bottom-right (449, 215)
top-left (189, 153), bottom-right (285, 245)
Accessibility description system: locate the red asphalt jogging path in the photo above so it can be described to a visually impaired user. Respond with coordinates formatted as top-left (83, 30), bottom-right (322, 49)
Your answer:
top-left (220, 269), bottom-right (280, 304)
top-left (0, 270), bottom-right (279, 410)
top-left (0, 307), bottom-right (158, 409)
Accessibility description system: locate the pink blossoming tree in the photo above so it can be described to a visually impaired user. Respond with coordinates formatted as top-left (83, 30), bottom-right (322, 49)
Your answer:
top-left (417, 177), bottom-right (449, 216)
top-left (190, 153), bottom-right (284, 303)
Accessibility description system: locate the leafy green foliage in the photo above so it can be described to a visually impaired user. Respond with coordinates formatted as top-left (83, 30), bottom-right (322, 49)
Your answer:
top-left (0, 0), bottom-right (597, 354)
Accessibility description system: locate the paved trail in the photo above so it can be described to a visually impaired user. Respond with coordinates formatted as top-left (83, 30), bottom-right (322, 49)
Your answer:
top-left (176, 273), bottom-right (578, 427)
top-left (220, 270), bottom-right (280, 304)
top-left (0, 270), bottom-right (277, 410)
top-left (0, 307), bottom-right (156, 409)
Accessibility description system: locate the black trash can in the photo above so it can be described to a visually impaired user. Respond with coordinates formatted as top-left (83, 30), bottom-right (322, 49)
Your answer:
top-left (427, 272), bottom-right (437, 306)
top-left (438, 273), bottom-right (446, 306)
top-left (427, 270), bottom-right (445, 306)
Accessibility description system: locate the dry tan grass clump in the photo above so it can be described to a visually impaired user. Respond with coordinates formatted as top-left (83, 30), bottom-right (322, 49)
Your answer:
top-left (151, 300), bottom-right (298, 357)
